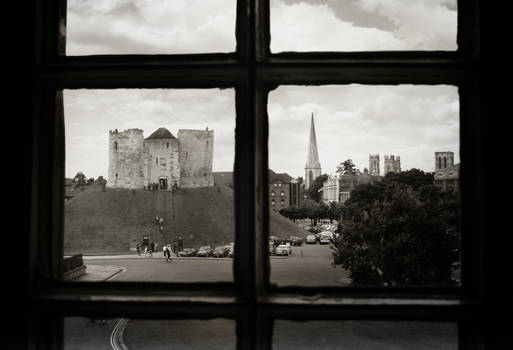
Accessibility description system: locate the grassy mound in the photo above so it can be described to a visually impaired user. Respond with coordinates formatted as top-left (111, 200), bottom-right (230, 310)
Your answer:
top-left (64, 186), bottom-right (305, 254)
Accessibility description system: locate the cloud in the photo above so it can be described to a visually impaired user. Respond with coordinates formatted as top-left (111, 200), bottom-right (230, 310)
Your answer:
top-left (270, 0), bottom-right (456, 52)
top-left (66, 0), bottom-right (236, 55)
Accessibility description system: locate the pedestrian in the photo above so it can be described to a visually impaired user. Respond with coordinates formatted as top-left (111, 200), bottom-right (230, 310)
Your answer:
top-left (159, 217), bottom-right (164, 225)
top-left (155, 216), bottom-right (159, 224)
top-left (136, 243), bottom-right (141, 256)
top-left (160, 225), bottom-right (164, 233)
top-left (163, 245), bottom-right (171, 262)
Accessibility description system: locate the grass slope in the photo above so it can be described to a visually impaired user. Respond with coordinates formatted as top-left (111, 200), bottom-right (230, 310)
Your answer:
top-left (65, 186), bottom-right (305, 254)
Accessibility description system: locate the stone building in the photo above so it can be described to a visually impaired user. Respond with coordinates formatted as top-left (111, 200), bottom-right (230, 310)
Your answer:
top-left (369, 154), bottom-right (380, 175)
top-left (434, 151), bottom-right (459, 192)
top-left (269, 169), bottom-right (302, 211)
top-left (384, 155), bottom-right (401, 175)
top-left (321, 170), bottom-right (382, 204)
top-left (107, 127), bottom-right (214, 190)
top-left (305, 113), bottom-right (322, 189)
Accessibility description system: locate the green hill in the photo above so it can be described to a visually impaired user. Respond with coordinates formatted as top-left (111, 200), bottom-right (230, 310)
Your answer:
top-left (64, 186), bottom-right (306, 254)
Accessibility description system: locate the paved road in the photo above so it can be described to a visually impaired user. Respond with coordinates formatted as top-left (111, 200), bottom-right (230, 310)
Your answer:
top-left (64, 244), bottom-right (456, 349)
top-left (78, 243), bottom-right (349, 285)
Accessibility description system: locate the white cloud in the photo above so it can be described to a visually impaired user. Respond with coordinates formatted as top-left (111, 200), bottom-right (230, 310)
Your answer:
top-left (270, 0), bottom-right (456, 52)
top-left (66, 0), bottom-right (236, 55)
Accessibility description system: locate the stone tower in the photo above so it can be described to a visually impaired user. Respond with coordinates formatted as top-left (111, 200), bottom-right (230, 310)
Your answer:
top-left (305, 113), bottom-right (322, 189)
top-left (384, 155), bottom-right (401, 175)
top-left (107, 128), bottom-right (145, 189)
top-left (177, 128), bottom-right (214, 188)
top-left (435, 151), bottom-right (454, 171)
top-left (369, 154), bottom-right (380, 175)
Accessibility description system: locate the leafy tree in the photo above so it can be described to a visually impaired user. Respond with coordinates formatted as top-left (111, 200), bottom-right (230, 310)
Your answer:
top-left (307, 174), bottom-right (329, 202)
top-left (336, 159), bottom-right (356, 175)
top-left (333, 170), bottom-right (460, 286)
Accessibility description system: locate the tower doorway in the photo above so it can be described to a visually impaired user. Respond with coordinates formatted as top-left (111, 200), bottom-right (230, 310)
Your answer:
top-left (159, 178), bottom-right (168, 190)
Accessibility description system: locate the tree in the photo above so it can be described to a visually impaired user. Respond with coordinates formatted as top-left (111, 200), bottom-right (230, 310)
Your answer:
top-left (307, 174), bottom-right (328, 202)
top-left (333, 170), bottom-right (460, 286)
top-left (336, 159), bottom-right (355, 175)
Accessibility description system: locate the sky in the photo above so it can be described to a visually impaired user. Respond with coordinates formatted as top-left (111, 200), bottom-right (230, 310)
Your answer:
top-left (64, 1), bottom-right (459, 179)
top-left (268, 85), bottom-right (459, 178)
top-left (66, 0), bottom-right (457, 55)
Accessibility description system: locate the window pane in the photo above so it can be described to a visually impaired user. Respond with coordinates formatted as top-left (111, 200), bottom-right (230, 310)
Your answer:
top-left (66, 0), bottom-right (236, 55)
top-left (270, 0), bottom-right (457, 52)
top-left (64, 317), bottom-right (235, 349)
top-left (268, 85), bottom-right (461, 287)
top-left (273, 320), bottom-right (458, 349)
top-left (63, 89), bottom-right (235, 283)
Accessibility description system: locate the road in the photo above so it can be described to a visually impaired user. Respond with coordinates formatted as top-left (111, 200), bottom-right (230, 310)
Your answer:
top-left (64, 243), bottom-right (456, 349)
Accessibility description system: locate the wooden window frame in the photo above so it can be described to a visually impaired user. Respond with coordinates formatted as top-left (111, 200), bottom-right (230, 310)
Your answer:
top-left (24, 0), bottom-right (509, 349)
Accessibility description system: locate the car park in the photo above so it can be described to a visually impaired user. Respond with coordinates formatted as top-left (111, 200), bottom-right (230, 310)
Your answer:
top-left (305, 235), bottom-right (316, 244)
top-left (213, 246), bottom-right (227, 258)
top-left (196, 245), bottom-right (213, 257)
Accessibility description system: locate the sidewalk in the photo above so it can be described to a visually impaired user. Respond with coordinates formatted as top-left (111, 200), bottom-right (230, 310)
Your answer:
top-left (82, 252), bottom-right (177, 260)
top-left (75, 264), bottom-right (125, 281)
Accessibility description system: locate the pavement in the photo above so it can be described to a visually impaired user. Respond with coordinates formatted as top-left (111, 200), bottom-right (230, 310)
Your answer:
top-left (76, 264), bottom-right (126, 282)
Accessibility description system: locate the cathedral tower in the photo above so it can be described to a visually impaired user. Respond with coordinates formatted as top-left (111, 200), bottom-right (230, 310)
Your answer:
top-left (305, 113), bottom-right (322, 189)
top-left (369, 154), bottom-right (380, 175)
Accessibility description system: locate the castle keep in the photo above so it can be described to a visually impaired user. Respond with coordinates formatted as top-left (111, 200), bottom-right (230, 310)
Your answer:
top-left (107, 127), bottom-right (214, 190)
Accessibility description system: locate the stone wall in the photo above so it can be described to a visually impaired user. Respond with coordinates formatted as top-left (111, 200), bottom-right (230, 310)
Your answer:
top-left (178, 129), bottom-right (214, 188)
top-left (107, 129), bottom-right (145, 189)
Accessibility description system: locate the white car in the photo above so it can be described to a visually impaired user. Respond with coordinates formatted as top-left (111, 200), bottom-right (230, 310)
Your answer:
top-left (275, 244), bottom-right (292, 256)
top-left (319, 233), bottom-right (332, 244)
top-left (305, 235), bottom-right (316, 244)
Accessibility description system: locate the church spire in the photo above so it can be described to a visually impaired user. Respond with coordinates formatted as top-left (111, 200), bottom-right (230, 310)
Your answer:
top-left (305, 113), bottom-right (321, 189)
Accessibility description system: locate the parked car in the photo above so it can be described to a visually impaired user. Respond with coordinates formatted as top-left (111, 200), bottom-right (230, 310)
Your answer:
top-left (178, 247), bottom-right (197, 257)
top-left (305, 235), bottom-right (317, 244)
top-left (275, 243), bottom-right (292, 256)
top-left (196, 245), bottom-right (213, 257)
top-left (283, 236), bottom-right (302, 246)
top-left (319, 232), bottom-right (332, 244)
top-left (228, 246), bottom-right (234, 258)
top-left (213, 246), bottom-right (227, 258)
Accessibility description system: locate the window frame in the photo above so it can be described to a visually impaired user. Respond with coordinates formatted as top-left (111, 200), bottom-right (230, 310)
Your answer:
top-left (26, 0), bottom-right (493, 349)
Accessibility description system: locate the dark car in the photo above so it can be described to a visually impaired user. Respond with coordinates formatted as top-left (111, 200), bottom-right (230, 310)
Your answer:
top-left (178, 247), bottom-right (197, 257)
top-left (196, 245), bottom-right (213, 257)
top-left (284, 236), bottom-right (303, 246)
top-left (213, 246), bottom-right (227, 258)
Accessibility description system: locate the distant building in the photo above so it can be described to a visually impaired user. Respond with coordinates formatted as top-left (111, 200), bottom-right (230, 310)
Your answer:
top-left (384, 155), bottom-right (401, 175)
top-left (305, 113), bottom-right (322, 189)
top-left (369, 154), bottom-right (380, 175)
top-left (433, 151), bottom-right (459, 192)
top-left (321, 170), bottom-right (382, 204)
top-left (108, 127), bottom-right (214, 190)
top-left (269, 169), bottom-right (296, 211)
top-left (321, 175), bottom-right (340, 204)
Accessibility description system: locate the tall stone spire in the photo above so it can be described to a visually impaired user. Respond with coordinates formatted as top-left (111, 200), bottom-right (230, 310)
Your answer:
top-left (305, 113), bottom-right (322, 189)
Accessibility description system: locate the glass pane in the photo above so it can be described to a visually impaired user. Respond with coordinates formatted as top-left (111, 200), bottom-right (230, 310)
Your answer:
top-left (270, 0), bottom-right (457, 52)
top-left (268, 85), bottom-right (461, 287)
top-left (66, 0), bottom-right (236, 55)
top-left (64, 317), bottom-right (235, 349)
top-left (63, 89), bottom-right (235, 283)
top-left (274, 320), bottom-right (458, 349)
